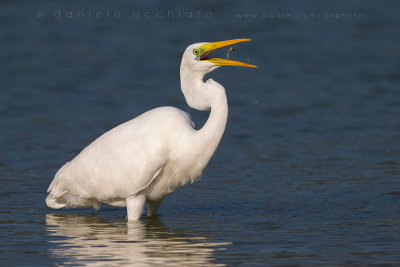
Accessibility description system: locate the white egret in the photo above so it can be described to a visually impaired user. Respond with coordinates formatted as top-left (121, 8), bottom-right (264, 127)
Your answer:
top-left (46, 38), bottom-right (256, 220)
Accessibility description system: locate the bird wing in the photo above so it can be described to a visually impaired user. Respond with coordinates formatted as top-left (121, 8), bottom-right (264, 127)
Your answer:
top-left (47, 106), bottom-right (193, 206)
top-left (130, 166), bottom-right (164, 196)
top-left (48, 115), bottom-right (168, 202)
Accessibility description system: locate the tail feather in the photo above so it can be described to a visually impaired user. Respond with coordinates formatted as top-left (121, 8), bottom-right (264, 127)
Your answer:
top-left (46, 189), bottom-right (102, 210)
top-left (46, 195), bottom-right (67, 209)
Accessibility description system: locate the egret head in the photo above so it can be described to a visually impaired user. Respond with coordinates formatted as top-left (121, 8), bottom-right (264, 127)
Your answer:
top-left (180, 38), bottom-right (256, 110)
top-left (181, 38), bottom-right (256, 75)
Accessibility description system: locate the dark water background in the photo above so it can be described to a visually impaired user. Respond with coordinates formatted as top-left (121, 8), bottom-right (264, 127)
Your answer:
top-left (1, 0), bottom-right (400, 266)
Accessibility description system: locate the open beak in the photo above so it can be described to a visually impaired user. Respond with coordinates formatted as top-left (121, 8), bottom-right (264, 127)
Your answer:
top-left (198, 38), bottom-right (257, 68)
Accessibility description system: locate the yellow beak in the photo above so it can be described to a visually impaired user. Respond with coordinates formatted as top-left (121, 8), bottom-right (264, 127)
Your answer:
top-left (198, 38), bottom-right (257, 68)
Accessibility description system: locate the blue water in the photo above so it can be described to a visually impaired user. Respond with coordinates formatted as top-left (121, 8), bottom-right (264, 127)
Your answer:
top-left (1, 0), bottom-right (400, 266)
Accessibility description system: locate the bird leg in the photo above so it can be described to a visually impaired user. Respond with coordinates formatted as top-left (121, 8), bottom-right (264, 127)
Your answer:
top-left (147, 198), bottom-right (163, 217)
top-left (126, 195), bottom-right (146, 220)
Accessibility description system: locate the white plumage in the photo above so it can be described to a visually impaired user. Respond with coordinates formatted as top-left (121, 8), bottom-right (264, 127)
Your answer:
top-left (46, 39), bottom-right (255, 220)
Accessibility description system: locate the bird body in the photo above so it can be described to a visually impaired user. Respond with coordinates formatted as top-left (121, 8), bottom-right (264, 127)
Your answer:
top-left (47, 107), bottom-right (194, 209)
top-left (46, 39), bottom-right (255, 220)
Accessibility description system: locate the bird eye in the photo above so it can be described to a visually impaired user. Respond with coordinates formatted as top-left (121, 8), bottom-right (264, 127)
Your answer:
top-left (193, 49), bottom-right (199, 55)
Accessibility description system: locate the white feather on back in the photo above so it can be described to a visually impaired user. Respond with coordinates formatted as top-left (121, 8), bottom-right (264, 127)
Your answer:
top-left (47, 106), bottom-right (196, 208)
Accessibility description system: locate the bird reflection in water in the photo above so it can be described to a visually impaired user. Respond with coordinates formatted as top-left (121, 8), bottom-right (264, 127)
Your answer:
top-left (46, 214), bottom-right (231, 266)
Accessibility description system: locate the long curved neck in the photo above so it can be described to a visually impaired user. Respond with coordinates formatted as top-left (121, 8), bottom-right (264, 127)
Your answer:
top-left (197, 88), bottom-right (228, 163)
top-left (180, 67), bottom-right (228, 170)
